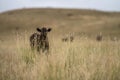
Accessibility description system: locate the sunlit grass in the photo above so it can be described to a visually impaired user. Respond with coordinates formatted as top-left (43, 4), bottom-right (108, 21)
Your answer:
top-left (0, 33), bottom-right (120, 80)
top-left (0, 8), bottom-right (120, 80)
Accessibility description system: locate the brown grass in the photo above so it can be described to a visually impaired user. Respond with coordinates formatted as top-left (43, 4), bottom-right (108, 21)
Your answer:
top-left (0, 8), bottom-right (120, 80)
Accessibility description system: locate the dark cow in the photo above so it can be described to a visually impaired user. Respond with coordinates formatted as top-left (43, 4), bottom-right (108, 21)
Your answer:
top-left (30, 27), bottom-right (52, 53)
top-left (62, 37), bottom-right (68, 42)
top-left (70, 36), bottom-right (74, 42)
top-left (62, 36), bottom-right (74, 42)
top-left (96, 32), bottom-right (102, 41)
top-left (62, 33), bottom-right (74, 42)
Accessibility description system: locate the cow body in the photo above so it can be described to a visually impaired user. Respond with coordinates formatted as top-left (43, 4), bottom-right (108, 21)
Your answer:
top-left (30, 27), bottom-right (51, 53)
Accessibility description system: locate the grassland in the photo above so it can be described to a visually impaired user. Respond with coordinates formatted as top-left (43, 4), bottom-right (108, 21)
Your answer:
top-left (0, 8), bottom-right (120, 80)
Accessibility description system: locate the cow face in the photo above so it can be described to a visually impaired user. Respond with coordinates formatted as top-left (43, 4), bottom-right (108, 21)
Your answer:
top-left (37, 27), bottom-right (52, 40)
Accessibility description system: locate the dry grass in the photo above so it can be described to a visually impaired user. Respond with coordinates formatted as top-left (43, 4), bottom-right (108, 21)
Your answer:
top-left (0, 8), bottom-right (120, 80)
top-left (0, 32), bottom-right (120, 80)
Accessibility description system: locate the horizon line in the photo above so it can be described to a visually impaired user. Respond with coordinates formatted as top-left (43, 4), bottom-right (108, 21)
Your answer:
top-left (1, 7), bottom-right (120, 13)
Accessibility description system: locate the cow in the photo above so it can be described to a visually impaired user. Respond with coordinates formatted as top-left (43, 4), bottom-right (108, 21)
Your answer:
top-left (62, 33), bottom-right (74, 42)
top-left (30, 27), bottom-right (52, 53)
top-left (62, 35), bottom-right (74, 42)
top-left (96, 32), bottom-right (102, 41)
top-left (62, 37), bottom-right (68, 42)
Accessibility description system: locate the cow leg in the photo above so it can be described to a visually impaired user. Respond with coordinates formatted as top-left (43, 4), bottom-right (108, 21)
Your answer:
top-left (44, 42), bottom-right (49, 54)
top-left (37, 46), bottom-right (39, 51)
top-left (30, 42), bottom-right (34, 51)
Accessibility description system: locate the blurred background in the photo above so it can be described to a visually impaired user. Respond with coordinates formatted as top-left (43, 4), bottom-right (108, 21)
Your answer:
top-left (0, 1), bottom-right (120, 80)
top-left (0, 0), bottom-right (120, 12)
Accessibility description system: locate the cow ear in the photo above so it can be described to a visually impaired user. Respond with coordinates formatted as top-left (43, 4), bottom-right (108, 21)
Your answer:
top-left (48, 28), bottom-right (52, 32)
top-left (36, 28), bottom-right (41, 32)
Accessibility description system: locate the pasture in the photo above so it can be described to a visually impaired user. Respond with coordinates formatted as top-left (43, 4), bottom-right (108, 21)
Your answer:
top-left (0, 8), bottom-right (120, 80)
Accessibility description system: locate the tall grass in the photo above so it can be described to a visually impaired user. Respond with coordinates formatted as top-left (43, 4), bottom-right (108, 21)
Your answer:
top-left (0, 32), bottom-right (120, 80)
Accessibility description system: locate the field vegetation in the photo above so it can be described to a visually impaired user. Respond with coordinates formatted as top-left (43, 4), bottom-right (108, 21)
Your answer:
top-left (0, 8), bottom-right (120, 80)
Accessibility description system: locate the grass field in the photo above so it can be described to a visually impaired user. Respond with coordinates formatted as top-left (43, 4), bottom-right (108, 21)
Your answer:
top-left (0, 8), bottom-right (120, 80)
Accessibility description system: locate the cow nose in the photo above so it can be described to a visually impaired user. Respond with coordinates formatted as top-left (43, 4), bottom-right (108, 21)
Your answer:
top-left (43, 35), bottom-right (46, 40)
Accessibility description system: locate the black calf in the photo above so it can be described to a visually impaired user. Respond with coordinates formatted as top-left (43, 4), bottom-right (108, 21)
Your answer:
top-left (30, 27), bottom-right (52, 53)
